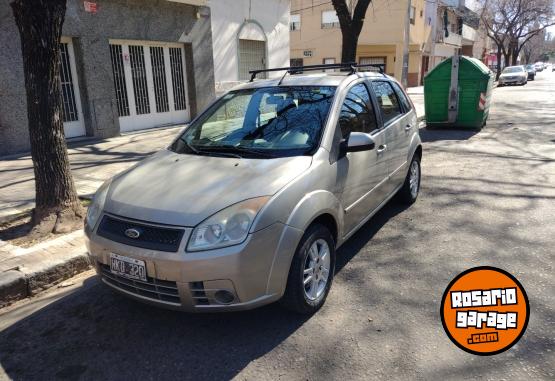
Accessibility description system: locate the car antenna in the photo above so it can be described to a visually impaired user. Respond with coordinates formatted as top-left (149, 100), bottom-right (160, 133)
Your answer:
top-left (278, 69), bottom-right (288, 85)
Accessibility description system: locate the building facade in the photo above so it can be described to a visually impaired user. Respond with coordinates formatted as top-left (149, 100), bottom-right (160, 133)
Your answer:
top-left (290, 0), bottom-right (431, 87)
top-left (425, 0), bottom-right (489, 72)
top-left (0, 0), bottom-right (216, 156)
top-left (208, 0), bottom-right (290, 96)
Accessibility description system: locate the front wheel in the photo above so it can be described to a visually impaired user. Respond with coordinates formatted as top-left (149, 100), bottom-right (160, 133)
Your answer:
top-left (397, 155), bottom-right (421, 205)
top-left (280, 224), bottom-right (335, 314)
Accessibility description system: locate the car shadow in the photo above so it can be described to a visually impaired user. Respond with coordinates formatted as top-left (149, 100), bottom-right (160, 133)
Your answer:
top-left (0, 200), bottom-right (409, 381)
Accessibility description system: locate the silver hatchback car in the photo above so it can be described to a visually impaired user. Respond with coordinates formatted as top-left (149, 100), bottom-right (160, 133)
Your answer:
top-left (85, 64), bottom-right (422, 314)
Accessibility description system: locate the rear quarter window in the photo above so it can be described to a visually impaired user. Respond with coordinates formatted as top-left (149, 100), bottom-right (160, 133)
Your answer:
top-left (392, 82), bottom-right (412, 113)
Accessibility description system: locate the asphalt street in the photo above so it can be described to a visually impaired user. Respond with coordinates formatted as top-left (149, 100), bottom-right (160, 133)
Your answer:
top-left (1, 71), bottom-right (554, 381)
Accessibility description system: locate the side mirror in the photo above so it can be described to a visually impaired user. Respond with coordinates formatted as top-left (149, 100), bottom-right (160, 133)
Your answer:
top-left (346, 132), bottom-right (376, 152)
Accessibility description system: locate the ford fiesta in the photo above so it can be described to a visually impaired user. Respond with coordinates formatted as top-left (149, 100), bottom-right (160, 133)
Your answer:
top-left (85, 64), bottom-right (422, 314)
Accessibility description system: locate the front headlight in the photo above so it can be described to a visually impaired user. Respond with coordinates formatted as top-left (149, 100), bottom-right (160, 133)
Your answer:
top-left (85, 180), bottom-right (111, 229)
top-left (187, 196), bottom-right (270, 252)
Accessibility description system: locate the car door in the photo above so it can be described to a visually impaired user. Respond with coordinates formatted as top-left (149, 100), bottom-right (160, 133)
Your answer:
top-left (370, 80), bottom-right (412, 193)
top-left (336, 81), bottom-right (389, 235)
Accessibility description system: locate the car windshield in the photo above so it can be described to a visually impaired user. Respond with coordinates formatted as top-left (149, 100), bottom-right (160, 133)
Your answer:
top-left (503, 67), bottom-right (524, 73)
top-left (171, 86), bottom-right (336, 158)
top-left (526, 65), bottom-right (533, 70)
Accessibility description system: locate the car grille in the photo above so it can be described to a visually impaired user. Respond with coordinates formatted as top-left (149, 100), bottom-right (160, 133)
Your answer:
top-left (100, 263), bottom-right (181, 304)
top-left (97, 215), bottom-right (184, 252)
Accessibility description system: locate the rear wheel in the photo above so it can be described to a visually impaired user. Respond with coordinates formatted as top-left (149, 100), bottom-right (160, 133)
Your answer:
top-left (397, 155), bottom-right (421, 205)
top-left (280, 224), bottom-right (335, 314)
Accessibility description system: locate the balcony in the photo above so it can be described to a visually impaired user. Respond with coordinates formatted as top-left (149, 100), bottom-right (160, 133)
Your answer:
top-left (461, 24), bottom-right (477, 44)
top-left (436, 30), bottom-right (462, 47)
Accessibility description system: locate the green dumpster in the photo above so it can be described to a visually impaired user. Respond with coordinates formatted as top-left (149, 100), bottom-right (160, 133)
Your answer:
top-left (424, 56), bottom-right (494, 129)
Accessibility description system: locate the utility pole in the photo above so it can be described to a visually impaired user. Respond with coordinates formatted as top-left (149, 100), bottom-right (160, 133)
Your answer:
top-left (401, 0), bottom-right (411, 87)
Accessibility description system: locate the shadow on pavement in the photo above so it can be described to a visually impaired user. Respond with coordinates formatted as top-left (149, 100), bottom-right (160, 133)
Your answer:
top-left (0, 201), bottom-right (409, 381)
top-left (419, 126), bottom-right (480, 143)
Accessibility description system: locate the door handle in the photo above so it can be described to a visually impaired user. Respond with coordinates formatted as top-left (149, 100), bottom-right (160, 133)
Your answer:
top-left (377, 144), bottom-right (387, 153)
top-left (405, 124), bottom-right (412, 131)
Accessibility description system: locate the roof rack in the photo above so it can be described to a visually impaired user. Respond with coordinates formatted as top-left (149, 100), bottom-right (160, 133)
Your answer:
top-left (248, 62), bottom-right (386, 82)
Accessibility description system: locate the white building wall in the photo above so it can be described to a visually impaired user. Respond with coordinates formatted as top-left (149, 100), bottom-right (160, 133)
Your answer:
top-left (208, 0), bottom-right (290, 95)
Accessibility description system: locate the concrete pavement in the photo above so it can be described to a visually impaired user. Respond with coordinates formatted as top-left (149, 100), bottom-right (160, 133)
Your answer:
top-left (0, 72), bottom-right (553, 379)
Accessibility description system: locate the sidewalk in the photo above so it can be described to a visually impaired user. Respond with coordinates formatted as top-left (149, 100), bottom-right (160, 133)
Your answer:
top-left (407, 86), bottom-right (424, 122)
top-left (0, 125), bottom-right (185, 222)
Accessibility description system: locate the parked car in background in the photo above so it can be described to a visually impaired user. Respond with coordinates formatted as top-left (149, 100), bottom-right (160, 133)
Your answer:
top-left (498, 66), bottom-right (528, 86)
top-left (534, 62), bottom-right (544, 72)
top-left (525, 64), bottom-right (536, 80)
top-left (84, 64), bottom-right (422, 314)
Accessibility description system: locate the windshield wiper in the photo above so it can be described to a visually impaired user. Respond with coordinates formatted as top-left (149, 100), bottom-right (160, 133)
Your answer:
top-left (178, 138), bottom-right (242, 158)
top-left (203, 145), bottom-right (278, 158)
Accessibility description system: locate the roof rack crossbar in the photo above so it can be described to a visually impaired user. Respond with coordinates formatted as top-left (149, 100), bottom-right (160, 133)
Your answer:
top-left (248, 62), bottom-right (385, 82)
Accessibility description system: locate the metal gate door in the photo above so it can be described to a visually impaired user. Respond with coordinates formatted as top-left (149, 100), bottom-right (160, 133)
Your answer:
top-left (60, 37), bottom-right (85, 138)
top-left (359, 57), bottom-right (386, 73)
top-left (109, 40), bottom-right (190, 133)
top-left (238, 39), bottom-right (266, 81)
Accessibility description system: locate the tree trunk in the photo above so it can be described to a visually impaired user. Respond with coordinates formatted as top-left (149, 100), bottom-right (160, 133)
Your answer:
top-left (511, 46), bottom-right (519, 65)
top-left (340, 27), bottom-right (358, 64)
top-left (332, 0), bottom-right (372, 68)
top-left (496, 45), bottom-right (502, 80)
top-left (11, 0), bottom-right (83, 235)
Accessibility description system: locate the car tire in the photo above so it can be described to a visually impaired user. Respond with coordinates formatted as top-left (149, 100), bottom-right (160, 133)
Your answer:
top-left (397, 154), bottom-right (421, 205)
top-left (280, 224), bottom-right (335, 314)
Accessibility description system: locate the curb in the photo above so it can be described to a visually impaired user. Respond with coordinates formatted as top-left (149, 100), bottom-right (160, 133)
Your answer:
top-left (0, 232), bottom-right (91, 308)
top-left (0, 252), bottom-right (91, 308)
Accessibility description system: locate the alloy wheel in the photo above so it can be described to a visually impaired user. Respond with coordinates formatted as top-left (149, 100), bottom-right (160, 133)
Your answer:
top-left (303, 239), bottom-right (331, 301)
top-left (409, 160), bottom-right (420, 199)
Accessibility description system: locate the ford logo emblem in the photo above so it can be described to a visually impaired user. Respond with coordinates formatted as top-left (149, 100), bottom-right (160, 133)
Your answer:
top-left (125, 228), bottom-right (141, 239)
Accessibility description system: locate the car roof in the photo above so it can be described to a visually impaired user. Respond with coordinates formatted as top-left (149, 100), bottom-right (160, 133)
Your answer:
top-left (231, 71), bottom-right (394, 90)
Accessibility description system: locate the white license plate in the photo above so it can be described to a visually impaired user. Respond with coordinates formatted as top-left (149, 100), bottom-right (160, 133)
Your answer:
top-left (110, 253), bottom-right (147, 282)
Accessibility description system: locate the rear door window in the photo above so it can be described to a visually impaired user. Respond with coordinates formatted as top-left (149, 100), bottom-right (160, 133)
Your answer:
top-left (371, 81), bottom-right (402, 125)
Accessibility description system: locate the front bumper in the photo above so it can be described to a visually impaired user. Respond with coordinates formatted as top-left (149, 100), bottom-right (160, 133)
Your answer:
top-left (85, 214), bottom-right (304, 312)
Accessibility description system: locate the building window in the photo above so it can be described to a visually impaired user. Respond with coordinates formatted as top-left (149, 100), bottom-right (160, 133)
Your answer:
top-left (290, 58), bottom-right (304, 67)
top-left (322, 10), bottom-right (340, 29)
top-left (290, 14), bottom-right (301, 31)
top-left (323, 58), bottom-right (336, 72)
top-left (410, 6), bottom-right (416, 25)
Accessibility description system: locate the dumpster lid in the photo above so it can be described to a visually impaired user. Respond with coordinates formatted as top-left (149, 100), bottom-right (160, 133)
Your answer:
top-left (425, 55), bottom-right (492, 81)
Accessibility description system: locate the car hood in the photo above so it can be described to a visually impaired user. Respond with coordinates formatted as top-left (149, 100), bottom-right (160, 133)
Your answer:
top-left (104, 149), bottom-right (312, 227)
top-left (500, 73), bottom-right (524, 77)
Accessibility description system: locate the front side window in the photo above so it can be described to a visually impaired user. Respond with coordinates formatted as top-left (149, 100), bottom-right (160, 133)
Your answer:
top-left (337, 83), bottom-right (378, 139)
top-left (372, 81), bottom-right (402, 125)
top-left (171, 86), bottom-right (336, 158)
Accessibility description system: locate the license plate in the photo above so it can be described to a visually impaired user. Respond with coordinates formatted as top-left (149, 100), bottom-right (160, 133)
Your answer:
top-left (110, 253), bottom-right (147, 282)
